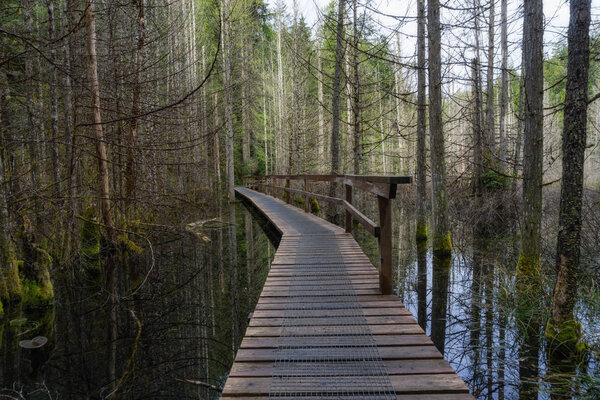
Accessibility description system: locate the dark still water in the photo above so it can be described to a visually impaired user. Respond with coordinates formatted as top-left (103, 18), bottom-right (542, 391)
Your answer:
top-left (1, 202), bottom-right (275, 399)
top-left (1, 197), bottom-right (599, 399)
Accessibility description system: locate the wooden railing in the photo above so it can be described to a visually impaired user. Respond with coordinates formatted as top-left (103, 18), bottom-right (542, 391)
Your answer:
top-left (242, 174), bottom-right (412, 295)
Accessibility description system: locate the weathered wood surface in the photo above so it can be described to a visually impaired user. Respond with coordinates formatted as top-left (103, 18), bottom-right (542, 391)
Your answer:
top-left (223, 187), bottom-right (473, 399)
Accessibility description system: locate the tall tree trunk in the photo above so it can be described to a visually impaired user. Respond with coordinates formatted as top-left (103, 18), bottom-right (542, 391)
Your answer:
top-left (126, 0), bottom-right (146, 206)
top-left (351, 0), bottom-right (360, 175)
top-left (472, 58), bottom-right (484, 197)
top-left (48, 0), bottom-right (60, 195)
top-left (516, 0), bottom-right (544, 397)
top-left (485, 0), bottom-right (495, 158)
top-left (329, 0), bottom-right (346, 206)
top-left (241, 44), bottom-right (250, 165)
top-left (318, 46), bottom-right (325, 172)
top-left (84, 0), bottom-right (119, 389)
top-left (214, 93), bottom-right (222, 191)
top-left (276, 1), bottom-right (285, 173)
top-left (395, 33), bottom-right (404, 174)
top-left (23, 0), bottom-right (41, 221)
top-left (548, 0), bottom-right (591, 363)
top-left (499, 0), bottom-right (508, 171)
top-left (427, 0), bottom-right (451, 255)
top-left (221, 0), bottom-right (235, 200)
top-left (416, 0), bottom-right (427, 242)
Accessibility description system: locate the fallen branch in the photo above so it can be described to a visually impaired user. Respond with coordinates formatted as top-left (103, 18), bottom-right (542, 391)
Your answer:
top-left (174, 378), bottom-right (222, 392)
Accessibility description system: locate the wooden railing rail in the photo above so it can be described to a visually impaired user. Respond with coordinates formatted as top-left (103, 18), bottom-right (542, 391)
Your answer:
top-left (242, 174), bottom-right (412, 295)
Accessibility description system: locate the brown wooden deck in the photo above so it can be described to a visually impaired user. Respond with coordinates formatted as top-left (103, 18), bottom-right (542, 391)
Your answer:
top-left (222, 187), bottom-right (473, 399)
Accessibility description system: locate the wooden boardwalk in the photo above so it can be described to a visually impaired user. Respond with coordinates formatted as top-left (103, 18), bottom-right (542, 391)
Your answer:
top-left (222, 187), bottom-right (473, 399)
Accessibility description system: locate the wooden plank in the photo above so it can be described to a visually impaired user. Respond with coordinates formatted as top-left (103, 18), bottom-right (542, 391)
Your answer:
top-left (254, 300), bottom-right (408, 310)
top-left (234, 345), bottom-right (443, 362)
top-left (252, 307), bottom-right (411, 318)
top-left (245, 324), bottom-right (425, 337)
top-left (222, 374), bottom-right (469, 395)
top-left (229, 358), bottom-right (454, 377)
top-left (259, 288), bottom-right (381, 297)
top-left (255, 294), bottom-right (401, 303)
top-left (249, 315), bottom-right (416, 327)
top-left (222, 395), bottom-right (474, 400)
top-left (240, 334), bottom-right (432, 349)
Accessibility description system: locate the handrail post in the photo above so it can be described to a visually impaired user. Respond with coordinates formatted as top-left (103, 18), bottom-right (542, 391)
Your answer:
top-left (345, 184), bottom-right (352, 233)
top-left (285, 177), bottom-right (290, 204)
top-left (274, 177), bottom-right (278, 199)
top-left (304, 178), bottom-right (309, 212)
top-left (378, 195), bottom-right (393, 295)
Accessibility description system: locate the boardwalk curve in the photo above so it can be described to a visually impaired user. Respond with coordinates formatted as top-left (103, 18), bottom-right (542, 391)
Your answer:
top-left (222, 187), bottom-right (473, 400)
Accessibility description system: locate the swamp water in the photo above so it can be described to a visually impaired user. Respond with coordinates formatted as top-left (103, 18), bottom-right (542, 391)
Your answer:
top-left (1, 198), bottom-right (598, 399)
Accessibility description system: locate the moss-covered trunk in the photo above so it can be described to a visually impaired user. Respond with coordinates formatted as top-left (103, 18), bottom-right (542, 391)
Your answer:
top-left (547, 0), bottom-right (591, 366)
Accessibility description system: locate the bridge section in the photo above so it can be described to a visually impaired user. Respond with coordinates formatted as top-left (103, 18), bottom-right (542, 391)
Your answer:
top-left (222, 187), bottom-right (473, 399)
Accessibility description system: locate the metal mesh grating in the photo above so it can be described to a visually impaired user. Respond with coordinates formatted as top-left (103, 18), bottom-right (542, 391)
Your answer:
top-left (269, 239), bottom-right (397, 399)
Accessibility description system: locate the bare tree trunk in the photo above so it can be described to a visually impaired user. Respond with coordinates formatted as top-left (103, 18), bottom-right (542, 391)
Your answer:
top-left (516, 0), bottom-right (544, 397)
top-left (276, 1), bottom-right (285, 173)
top-left (351, 0), bottom-right (360, 175)
top-left (214, 93), bottom-right (222, 191)
top-left (416, 0), bottom-right (427, 242)
top-left (485, 0), bottom-right (495, 157)
top-left (317, 46), bottom-right (325, 172)
top-left (84, 0), bottom-right (119, 389)
top-left (499, 0), bottom-right (508, 171)
top-left (395, 33), bottom-right (404, 174)
top-left (427, 0), bottom-right (451, 255)
top-left (48, 0), bottom-right (60, 194)
top-left (241, 45), bottom-right (250, 165)
top-left (126, 0), bottom-right (146, 205)
top-left (23, 0), bottom-right (41, 220)
top-left (291, 1), bottom-right (301, 174)
top-left (221, 0), bottom-right (235, 200)
top-left (548, 0), bottom-right (591, 362)
top-left (472, 58), bottom-right (484, 197)
top-left (329, 0), bottom-right (346, 206)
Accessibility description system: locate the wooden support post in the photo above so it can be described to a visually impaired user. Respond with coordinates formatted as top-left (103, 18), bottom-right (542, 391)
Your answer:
top-left (304, 178), bottom-right (309, 212)
top-left (345, 184), bottom-right (353, 233)
top-left (285, 178), bottom-right (290, 204)
top-left (378, 195), bottom-right (393, 295)
top-left (274, 178), bottom-right (277, 199)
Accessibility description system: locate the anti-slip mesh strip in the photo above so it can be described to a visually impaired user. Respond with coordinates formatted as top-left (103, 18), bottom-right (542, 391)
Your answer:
top-left (269, 238), bottom-right (397, 399)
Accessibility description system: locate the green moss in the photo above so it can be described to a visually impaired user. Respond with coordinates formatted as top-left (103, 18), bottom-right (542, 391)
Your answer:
top-left (119, 233), bottom-right (143, 257)
top-left (415, 224), bottom-right (428, 242)
top-left (481, 170), bottom-right (509, 191)
top-left (19, 244), bottom-right (54, 308)
top-left (433, 231), bottom-right (452, 256)
top-left (3, 259), bottom-right (22, 303)
top-left (310, 198), bottom-right (320, 213)
top-left (292, 195), bottom-right (304, 207)
top-left (516, 252), bottom-right (541, 289)
top-left (515, 252), bottom-right (542, 328)
top-left (80, 205), bottom-right (101, 270)
top-left (21, 278), bottom-right (52, 306)
top-left (546, 319), bottom-right (588, 362)
top-left (0, 299), bottom-right (3, 315)
top-left (0, 239), bottom-right (22, 303)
